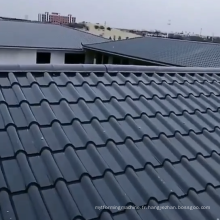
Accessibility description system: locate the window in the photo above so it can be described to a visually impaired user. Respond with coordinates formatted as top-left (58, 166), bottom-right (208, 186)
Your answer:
top-left (36, 52), bottom-right (51, 64)
top-left (121, 58), bottom-right (129, 65)
top-left (113, 56), bottom-right (121, 64)
top-left (96, 53), bottom-right (102, 64)
top-left (133, 60), bottom-right (147, 65)
top-left (103, 55), bottom-right (109, 64)
top-left (65, 53), bottom-right (85, 64)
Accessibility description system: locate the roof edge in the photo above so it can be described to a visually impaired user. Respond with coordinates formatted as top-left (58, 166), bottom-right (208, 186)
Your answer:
top-left (0, 45), bottom-right (84, 52)
top-left (82, 36), bottom-right (143, 47)
top-left (83, 35), bottom-right (220, 47)
top-left (105, 65), bottom-right (220, 72)
top-left (1, 64), bottom-right (220, 73)
top-left (83, 45), bottom-right (175, 66)
top-left (0, 64), bottom-right (107, 72)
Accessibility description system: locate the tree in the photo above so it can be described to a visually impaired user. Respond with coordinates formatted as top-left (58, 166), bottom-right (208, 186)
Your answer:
top-left (107, 27), bottom-right (111, 31)
top-left (118, 36), bottom-right (121, 40)
top-left (113, 35), bottom-right (116, 41)
top-left (109, 36), bottom-right (112, 40)
top-left (94, 25), bottom-right (99, 29)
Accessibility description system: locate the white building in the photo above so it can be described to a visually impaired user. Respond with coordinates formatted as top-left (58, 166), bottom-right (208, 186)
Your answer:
top-left (78, 22), bottom-right (141, 40)
top-left (0, 20), bottom-right (108, 65)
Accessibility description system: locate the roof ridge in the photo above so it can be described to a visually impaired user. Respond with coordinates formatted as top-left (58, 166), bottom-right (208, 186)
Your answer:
top-left (1, 64), bottom-right (220, 72)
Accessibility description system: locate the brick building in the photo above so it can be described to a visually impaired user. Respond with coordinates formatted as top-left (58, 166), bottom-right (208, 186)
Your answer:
top-left (38, 12), bottom-right (76, 24)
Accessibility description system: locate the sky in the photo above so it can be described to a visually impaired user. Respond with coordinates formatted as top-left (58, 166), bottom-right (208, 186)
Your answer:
top-left (0, 0), bottom-right (219, 36)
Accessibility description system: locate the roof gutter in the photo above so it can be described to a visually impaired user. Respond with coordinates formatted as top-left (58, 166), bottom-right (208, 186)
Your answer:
top-left (83, 45), bottom-right (180, 67)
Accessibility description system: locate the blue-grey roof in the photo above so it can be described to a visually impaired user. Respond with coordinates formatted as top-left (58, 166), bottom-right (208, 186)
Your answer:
top-left (84, 37), bottom-right (220, 67)
top-left (0, 20), bottom-right (108, 50)
top-left (0, 64), bottom-right (220, 220)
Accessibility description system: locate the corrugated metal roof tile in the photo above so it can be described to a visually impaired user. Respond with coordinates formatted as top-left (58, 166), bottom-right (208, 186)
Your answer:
top-left (84, 37), bottom-right (220, 67)
top-left (0, 67), bottom-right (220, 219)
top-left (0, 20), bottom-right (108, 49)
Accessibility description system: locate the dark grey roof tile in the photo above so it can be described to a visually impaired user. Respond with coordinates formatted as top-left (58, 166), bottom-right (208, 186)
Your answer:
top-left (137, 165), bottom-right (184, 198)
top-left (17, 127), bottom-right (44, 154)
top-left (115, 167), bottom-right (180, 206)
top-left (84, 37), bottom-right (220, 67)
top-left (13, 193), bottom-right (39, 220)
top-left (0, 191), bottom-right (16, 220)
top-left (41, 123), bottom-right (69, 151)
top-left (41, 186), bottom-right (73, 220)
top-left (62, 123), bottom-right (91, 147)
top-left (29, 155), bottom-right (53, 186)
top-left (8, 95), bottom-right (220, 128)
top-left (19, 87), bottom-right (42, 104)
top-left (5, 152), bottom-right (220, 209)
top-left (0, 132), bottom-right (13, 154)
top-left (93, 172), bottom-right (130, 207)
top-left (0, 170), bottom-right (7, 190)
top-left (0, 20), bottom-right (108, 50)
top-left (4, 80), bottom-right (220, 106)
top-left (5, 72), bottom-right (220, 87)
top-left (3, 158), bottom-right (26, 192)
top-left (145, 191), bottom-right (217, 220)
top-left (104, 139), bottom-right (159, 169)
top-left (9, 106), bottom-right (27, 127)
top-left (113, 210), bottom-right (142, 220)
top-left (179, 190), bottom-right (217, 220)
top-left (1, 88), bottom-right (19, 105)
top-left (7, 126), bottom-right (25, 153)
top-left (1, 69), bottom-right (220, 219)
top-left (76, 144), bottom-right (109, 176)
top-left (68, 176), bottom-right (105, 219)
top-left (212, 73), bottom-right (220, 81)
top-left (53, 147), bottom-right (86, 181)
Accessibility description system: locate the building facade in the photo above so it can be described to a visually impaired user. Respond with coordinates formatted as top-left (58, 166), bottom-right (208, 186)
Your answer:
top-left (0, 48), bottom-right (86, 65)
top-left (38, 12), bottom-right (76, 24)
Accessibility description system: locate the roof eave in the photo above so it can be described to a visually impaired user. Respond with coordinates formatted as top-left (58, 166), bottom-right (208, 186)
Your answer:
top-left (83, 45), bottom-right (179, 67)
top-left (0, 45), bottom-right (85, 52)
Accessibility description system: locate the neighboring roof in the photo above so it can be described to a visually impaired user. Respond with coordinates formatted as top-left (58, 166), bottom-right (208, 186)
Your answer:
top-left (0, 20), bottom-right (108, 50)
top-left (0, 64), bottom-right (220, 220)
top-left (83, 37), bottom-right (220, 67)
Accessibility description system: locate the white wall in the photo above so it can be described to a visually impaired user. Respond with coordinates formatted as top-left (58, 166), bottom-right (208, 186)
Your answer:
top-left (0, 48), bottom-right (65, 65)
top-left (0, 49), bottom-right (36, 64)
top-left (50, 51), bottom-right (65, 64)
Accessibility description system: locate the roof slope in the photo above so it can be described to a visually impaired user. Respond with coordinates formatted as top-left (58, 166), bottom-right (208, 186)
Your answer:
top-left (0, 20), bottom-right (108, 50)
top-left (0, 64), bottom-right (220, 220)
top-left (84, 37), bottom-right (220, 67)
